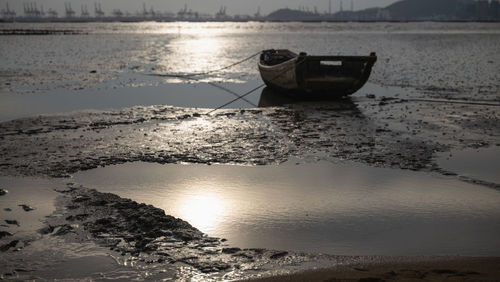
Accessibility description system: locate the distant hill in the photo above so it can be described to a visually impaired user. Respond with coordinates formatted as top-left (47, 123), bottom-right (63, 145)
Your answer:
top-left (265, 0), bottom-right (500, 21)
top-left (267, 8), bottom-right (318, 21)
top-left (385, 0), bottom-right (475, 20)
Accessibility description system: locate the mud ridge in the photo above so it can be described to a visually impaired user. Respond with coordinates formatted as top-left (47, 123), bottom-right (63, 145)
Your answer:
top-left (38, 183), bottom-right (349, 280)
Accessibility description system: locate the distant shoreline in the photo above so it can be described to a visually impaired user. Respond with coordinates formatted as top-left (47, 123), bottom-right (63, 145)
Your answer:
top-left (2, 19), bottom-right (500, 24)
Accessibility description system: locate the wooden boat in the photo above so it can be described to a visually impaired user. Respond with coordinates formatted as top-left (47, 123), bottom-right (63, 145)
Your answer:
top-left (258, 49), bottom-right (377, 96)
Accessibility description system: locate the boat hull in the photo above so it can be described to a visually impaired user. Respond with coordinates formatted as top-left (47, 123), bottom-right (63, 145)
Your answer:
top-left (258, 50), bottom-right (377, 97)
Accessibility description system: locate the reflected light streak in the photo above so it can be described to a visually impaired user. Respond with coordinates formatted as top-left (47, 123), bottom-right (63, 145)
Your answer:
top-left (190, 37), bottom-right (222, 55)
top-left (158, 34), bottom-right (229, 75)
top-left (156, 22), bottom-right (242, 36)
top-left (177, 118), bottom-right (215, 135)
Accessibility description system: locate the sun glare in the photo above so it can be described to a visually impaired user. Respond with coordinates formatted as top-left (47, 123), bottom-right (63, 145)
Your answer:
top-left (176, 192), bottom-right (226, 233)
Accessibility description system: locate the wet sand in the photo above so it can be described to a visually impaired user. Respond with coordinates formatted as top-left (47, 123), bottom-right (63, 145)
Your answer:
top-left (250, 257), bottom-right (500, 281)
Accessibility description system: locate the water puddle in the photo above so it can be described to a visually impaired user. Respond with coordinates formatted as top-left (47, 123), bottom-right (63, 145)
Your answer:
top-left (72, 160), bottom-right (500, 256)
top-left (0, 78), bottom-right (412, 122)
top-left (437, 146), bottom-right (500, 185)
top-left (0, 177), bottom-right (59, 238)
top-left (0, 79), bottom-right (263, 122)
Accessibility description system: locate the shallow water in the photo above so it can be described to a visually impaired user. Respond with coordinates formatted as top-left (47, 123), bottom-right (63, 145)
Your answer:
top-left (0, 79), bottom-right (263, 122)
top-left (0, 177), bottom-right (58, 238)
top-left (73, 160), bottom-right (500, 256)
top-left (0, 79), bottom-right (411, 122)
top-left (437, 146), bottom-right (500, 185)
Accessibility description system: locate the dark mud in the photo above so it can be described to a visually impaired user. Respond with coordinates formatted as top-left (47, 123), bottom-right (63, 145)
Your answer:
top-left (0, 96), bottom-right (498, 186)
top-left (0, 29), bottom-right (87, 35)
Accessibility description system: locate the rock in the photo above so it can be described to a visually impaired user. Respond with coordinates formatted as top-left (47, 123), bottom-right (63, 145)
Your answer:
top-left (65, 214), bottom-right (89, 221)
top-left (5, 220), bottom-right (19, 226)
top-left (0, 189), bottom-right (7, 196)
top-left (38, 225), bottom-right (55, 234)
top-left (269, 251), bottom-right (288, 259)
top-left (0, 240), bottom-right (19, 252)
top-left (73, 196), bottom-right (91, 203)
top-left (222, 247), bottom-right (241, 254)
top-left (89, 200), bottom-right (108, 206)
top-left (18, 204), bottom-right (35, 212)
top-left (53, 224), bottom-right (75, 236)
top-left (0, 231), bottom-right (13, 239)
top-left (4, 208), bottom-right (12, 212)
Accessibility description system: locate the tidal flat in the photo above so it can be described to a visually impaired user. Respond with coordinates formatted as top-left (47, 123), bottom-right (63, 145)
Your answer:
top-left (0, 22), bottom-right (499, 280)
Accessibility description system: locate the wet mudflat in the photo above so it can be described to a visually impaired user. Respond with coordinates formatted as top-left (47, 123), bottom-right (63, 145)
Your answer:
top-left (1, 22), bottom-right (500, 280)
top-left (0, 90), bottom-right (498, 184)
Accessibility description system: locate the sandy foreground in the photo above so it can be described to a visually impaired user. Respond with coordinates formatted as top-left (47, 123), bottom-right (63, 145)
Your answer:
top-left (249, 257), bottom-right (500, 281)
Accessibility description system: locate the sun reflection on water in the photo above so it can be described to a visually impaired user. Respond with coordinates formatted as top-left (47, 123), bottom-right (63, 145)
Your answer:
top-left (175, 191), bottom-right (226, 233)
top-left (168, 35), bottom-right (229, 74)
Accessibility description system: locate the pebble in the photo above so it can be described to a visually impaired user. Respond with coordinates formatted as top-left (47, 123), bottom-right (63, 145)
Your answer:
top-left (5, 220), bottom-right (19, 226)
top-left (18, 204), bottom-right (35, 212)
top-left (0, 231), bottom-right (13, 239)
top-left (0, 240), bottom-right (19, 252)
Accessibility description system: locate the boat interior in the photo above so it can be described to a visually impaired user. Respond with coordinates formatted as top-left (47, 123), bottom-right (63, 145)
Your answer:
top-left (260, 49), bottom-right (298, 66)
top-left (305, 58), bottom-right (366, 78)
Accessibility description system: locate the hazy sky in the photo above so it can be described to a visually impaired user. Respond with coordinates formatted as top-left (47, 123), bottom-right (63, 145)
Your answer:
top-left (1, 0), bottom-right (400, 16)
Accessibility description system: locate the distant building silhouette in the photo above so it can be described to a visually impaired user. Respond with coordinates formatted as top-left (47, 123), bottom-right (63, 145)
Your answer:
top-left (81, 5), bottom-right (89, 18)
top-left (23, 2), bottom-right (42, 18)
top-left (1, 3), bottom-right (16, 20)
top-left (64, 2), bottom-right (75, 18)
top-left (215, 6), bottom-right (230, 20)
top-left (94, 2), bottom-right (104, 18)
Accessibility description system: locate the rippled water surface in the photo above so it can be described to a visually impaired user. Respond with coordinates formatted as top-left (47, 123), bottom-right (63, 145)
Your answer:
top-left (73, 161), bottom-right (500, 256)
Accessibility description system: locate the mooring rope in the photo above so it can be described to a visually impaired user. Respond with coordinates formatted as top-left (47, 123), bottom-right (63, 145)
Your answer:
top-left (206, 82), bottom-right (257, 107)
top-left (207, 56), bottom-right (308, 115)
top-left (147, 51), bottom-right (263, 107)
top-left (151, 51), bottom-right (262, 78)
top-left (206, 83), bottom-right (266, 115)
top-left (148, 50), bottom-right (304, 114)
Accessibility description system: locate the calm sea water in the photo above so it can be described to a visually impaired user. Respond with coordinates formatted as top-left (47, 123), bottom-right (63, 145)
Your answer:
top-left (1, 22), bottom-right (499, 121)
top-left (73, 159), bottom-right (500, 256)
